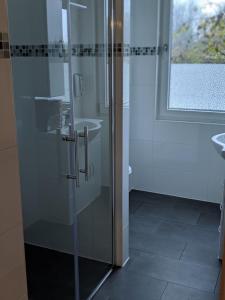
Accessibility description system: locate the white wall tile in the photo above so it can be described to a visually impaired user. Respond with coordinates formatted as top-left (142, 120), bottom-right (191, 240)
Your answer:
top-left (153, 121), bottom-right (201, 145)
top-left (153, 141), bottom-right (202, 172)
top-left (206, 172), bottom-right (224, 204)
top-left (130, 139), bottom-right (154, 169)
top-left (130, 56), bottom-right (157, 86)
top-left (153, 168), bottom-right (208, 201)
top-left (129, 0), bottom-right (225, 203)
top-left (131, 0), bottom-right (158, 46)
top-left (128, 138), bottom-right (154, 191)
top-left (130, 89), bottom-right (155, 140)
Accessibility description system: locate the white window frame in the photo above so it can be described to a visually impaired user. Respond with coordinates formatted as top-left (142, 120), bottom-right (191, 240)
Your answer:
top-left (156, 0), bottom-right (225, 124)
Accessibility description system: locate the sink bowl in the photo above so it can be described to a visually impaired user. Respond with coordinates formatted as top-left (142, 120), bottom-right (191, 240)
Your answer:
top-left (75, 118), bottom-right (102, 134)
top-left (60, 118), bottom-right (103, 140)
top-left (211, 133), bottom-right (225, 159)
top-left (75, 118), bottom-right (103, 139)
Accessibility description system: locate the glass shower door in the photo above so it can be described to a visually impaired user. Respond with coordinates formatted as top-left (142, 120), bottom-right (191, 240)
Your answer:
top-left (8, 0), bottom-right (113, 298)
top-left (68, 0), bottom-right (114, 299)
top-left (7, 0), bottom-right (80, 299)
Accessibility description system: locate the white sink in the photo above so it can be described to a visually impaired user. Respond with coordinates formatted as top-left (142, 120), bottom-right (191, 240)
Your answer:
top-left (211, 133), bottom-right (225, 159)
top-left (60, 118), bottom-right (103, 140)
top-left (75, 118), bottom-right (102, 134)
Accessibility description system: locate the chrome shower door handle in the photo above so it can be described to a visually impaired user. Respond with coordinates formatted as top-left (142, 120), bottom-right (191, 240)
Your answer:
top-left (84, 126), bottom-right (89, 181)
top-left (79, 126), bottom-right (89, 181)
top-left (62, 129), bottom-right (80, 188)
top-left (74, 130), bottom-right (80, 187)
top-left (73, 73), bottom-right (83, 97)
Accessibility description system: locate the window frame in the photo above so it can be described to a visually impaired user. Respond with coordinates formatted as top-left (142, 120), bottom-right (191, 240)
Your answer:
top-left (156, 0), bottom-right (225, 124)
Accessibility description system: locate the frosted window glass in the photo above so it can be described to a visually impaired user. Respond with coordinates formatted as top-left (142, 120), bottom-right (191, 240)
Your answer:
top-left (169, 0), bottom-right (225, 112)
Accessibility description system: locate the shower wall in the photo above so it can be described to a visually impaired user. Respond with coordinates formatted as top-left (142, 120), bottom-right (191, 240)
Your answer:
top-left (130, 0), bottom-right (225, 204)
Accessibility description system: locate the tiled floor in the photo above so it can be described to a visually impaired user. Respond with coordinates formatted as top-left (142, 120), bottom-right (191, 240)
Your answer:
top-left (94, 190), bottom-right (221, 300)
top-left (25, 244), bottom-right (111, 300)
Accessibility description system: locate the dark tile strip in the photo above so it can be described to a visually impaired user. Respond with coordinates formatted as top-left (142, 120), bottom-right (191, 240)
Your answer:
top-left (130, 46), bottom-right (157, 56)
top-left (10, 43), bottom-right (158, 58)
top-left (10, 43), bottom-right (67, 58)
top-left (0, 32), bottom-right (10, 58)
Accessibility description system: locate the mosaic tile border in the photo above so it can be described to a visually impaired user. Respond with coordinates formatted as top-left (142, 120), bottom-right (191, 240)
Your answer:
top-left (72, 43), bottom-right (131, 57)
top-left (10, 43), bottom-right (158, 58)
top-left (130, 46), bottom-right (157, 56)
top-left (10, 43), bottom-right (67, 58)
top-left (0, 32), bottom-right (10, 59)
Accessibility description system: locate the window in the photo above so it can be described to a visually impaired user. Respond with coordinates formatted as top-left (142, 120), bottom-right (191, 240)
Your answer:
top-left (157, 0), bottom-right (225, 123)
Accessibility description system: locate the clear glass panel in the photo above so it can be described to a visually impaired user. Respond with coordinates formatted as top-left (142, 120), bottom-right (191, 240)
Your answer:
top-left (169, 0), bottom-right (225, 112)
top-left (7, 1), bottom-right (77, 299)
top-left (69, 0), bottom-right (113, 299)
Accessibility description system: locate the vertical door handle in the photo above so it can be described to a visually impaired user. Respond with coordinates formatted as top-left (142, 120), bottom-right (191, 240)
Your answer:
top-left (63, 130), bottom-right (80, 188)
top-left (79, 126), bottom-right (89, 181)
top-left (74, 130), bottom-right (80, 187)
top-left (73, 73), bottom-right (83, 97)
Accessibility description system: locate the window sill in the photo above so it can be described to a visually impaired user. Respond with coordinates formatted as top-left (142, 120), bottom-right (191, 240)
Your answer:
top-left (156, 109), bottom-right (225, 126)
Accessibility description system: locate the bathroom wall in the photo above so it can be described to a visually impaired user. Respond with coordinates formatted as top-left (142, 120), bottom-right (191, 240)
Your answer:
top-left (130, 0), bottom-right (225, 204)
top-left (0, 0), bottom-right (28, 299)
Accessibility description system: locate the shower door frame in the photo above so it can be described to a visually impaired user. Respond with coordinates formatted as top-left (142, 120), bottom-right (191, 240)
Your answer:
top-left (66, 0), bottom-right (116, 299)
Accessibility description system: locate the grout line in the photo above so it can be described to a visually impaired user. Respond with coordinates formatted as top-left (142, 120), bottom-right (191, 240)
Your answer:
top-left (179, 242), bottom-right (188, 260)
top-left (130, 200), bottom-right (145, 215)
top-left (129, 250), bottom-right (217, 296)
top-left (131, 207), bottom-right (219, 231)
top-left (196, 212), bottom-right (202, 225)
top-left (160, 282), bottom-right (169, 299)
top-left (213, 269), bottom-right (221, 295)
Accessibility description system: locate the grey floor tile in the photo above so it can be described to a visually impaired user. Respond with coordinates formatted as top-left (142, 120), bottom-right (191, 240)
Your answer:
top-left (155, 221), bottom-right (219, 249)
top-left (93, 268), bottom-right (167, 300)
top-left (130, 230), bottom-right (186, 259)
top-left (200, 202), bottom-right (221, 215)
top-left (129, 214), bottom-right (162, 234)
top-left (198, 212), bottom-right (220, 230)
top-left (180, 243), bottom-right (221, 268)
top-left (127, 252), bottom-right (219, 292)
top-left (135, 203), bottom-right (201, 225)
top-left (129, 197), bottom-right (144, 214)
top-left (95, 193), bottom-right (222, 300)
top-left (130, 191), bottom-right (177, 207)
top-left (142, 194), bottom-right (177, 207)
top-left (161, 283), bottom-right (218, 300)
top-left (172, 198), bottom-right (220, 215)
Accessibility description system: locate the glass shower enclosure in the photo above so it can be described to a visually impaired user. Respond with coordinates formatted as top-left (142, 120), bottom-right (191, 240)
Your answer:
top-left (7, 0), bottom-right (114, 299)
